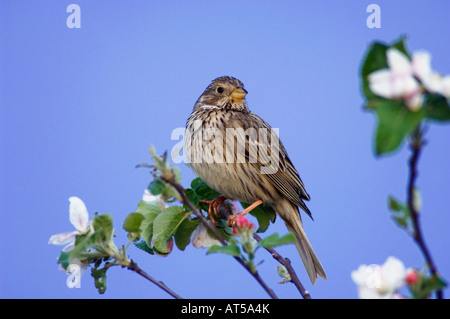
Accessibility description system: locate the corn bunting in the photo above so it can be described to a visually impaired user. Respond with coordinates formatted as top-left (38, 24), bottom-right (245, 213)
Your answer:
top-left (185, 76), bottom-right (326, 284)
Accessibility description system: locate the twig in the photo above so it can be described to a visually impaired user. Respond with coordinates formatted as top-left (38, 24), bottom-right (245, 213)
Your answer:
top-left (214, 203), bottom-right (311, 299)
top-left (161, 174), bottom-right (278, 299)
top-left (407, 126), bottom-right (443, 299)
top-left (253, 233), bottom-right (311, 299)
top-left (125, 259), bottom-right (183, 299)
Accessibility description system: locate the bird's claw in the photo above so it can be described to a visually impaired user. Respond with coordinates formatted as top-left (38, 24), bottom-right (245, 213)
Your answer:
top-left (199, 195), bottom-right (230, 225)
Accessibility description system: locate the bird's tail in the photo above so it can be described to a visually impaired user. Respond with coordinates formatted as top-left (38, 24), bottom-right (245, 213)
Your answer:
top-left (278, 203), bottom-right (327, 284)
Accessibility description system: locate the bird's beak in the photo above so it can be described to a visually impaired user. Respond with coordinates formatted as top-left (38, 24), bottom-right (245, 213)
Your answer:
top-left (230, 87), bottom-right (247, 100)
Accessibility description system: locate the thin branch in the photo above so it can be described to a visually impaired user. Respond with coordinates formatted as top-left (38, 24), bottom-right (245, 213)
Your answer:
top-left (214, 203), bottom-right (311, 299)
top-left (161, 174), bottom-right (278, 299)
top-left (407, 126), bottom-right (443, 299)
top-left (125, 259), bottom-right (183, 299)
top-left (253, 233), bottom-right (311, 299)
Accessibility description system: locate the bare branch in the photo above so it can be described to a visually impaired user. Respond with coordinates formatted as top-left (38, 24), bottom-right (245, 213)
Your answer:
top-left (407, 126), bottom-right (443, 299)
top-left (125, 259), bottom-right (183, 299)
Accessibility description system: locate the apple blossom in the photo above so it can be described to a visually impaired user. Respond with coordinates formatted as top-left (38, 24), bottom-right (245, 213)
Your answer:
top-left (48, 196), bottom-right (92, 252)
top-left (369, 48), bottom-right (450, 112)
top-left (192, 222), bottom-right (222, 248)
top-left (412, 51), bottom-right (450, 98)
top-left (351, 256), bottom-right (406, 299)
top-left (368, 48), bottom-right (423, 111)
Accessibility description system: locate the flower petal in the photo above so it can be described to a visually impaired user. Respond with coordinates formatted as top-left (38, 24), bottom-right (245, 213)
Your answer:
top-left (402, 75), bottom-right (420, 96)
top-left (351, 264), bottom-right (372, 286)
top-left (62, 241), bottom-right (75, 252)
top-left (412, 51), bottom-right (432, 81)
top-left (387, 73), bottom-right (419, 100)
top-left (440, 75), bottom-right (450, 98)
top-left (358, 285), bottom-right (385, 299)
top-left (192, 223), bottom-right (221, 248)
top-left (406, 92), bottom-right (424, 112)
top-left (48, 231), bottom-right (77, 245)
top-left (143, 189), bottom-right (160, 202)
top-left (142, 190), bottom-right (168, 208)
top-left (69, 196), bottom-right (89, 231)
top-left (368, 69), bottom-right (394, 98)
top-left (423, 72), bottom-right (444, 94)
top-left (381, 256), bottom-right (405, 289)
top-left (387, 48), bottom-right (412, 75)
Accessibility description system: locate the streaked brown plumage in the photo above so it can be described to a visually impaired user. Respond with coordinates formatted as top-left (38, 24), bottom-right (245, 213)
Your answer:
top-left (185, 76), bottom-right (326, 284)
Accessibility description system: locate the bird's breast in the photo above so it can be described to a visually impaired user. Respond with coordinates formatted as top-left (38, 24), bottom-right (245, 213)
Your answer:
top-left (185, 109), bottom-right (279, 205)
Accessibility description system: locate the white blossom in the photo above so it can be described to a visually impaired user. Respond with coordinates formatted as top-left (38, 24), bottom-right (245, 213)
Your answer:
top-left (142, 189), bottom-right (168, 207)
top-left (192, 223), bottom-right (221, 248)
top-left (369, 48), bottom-right (450, 111)
top-left (413, 51), bottom-right (450, 98)
top-left (368, 48), bottom-right (422, 111)
top-left (351, 256), bottom-right (406, 299)
top-left (48, 197), bottom-right (92, 252)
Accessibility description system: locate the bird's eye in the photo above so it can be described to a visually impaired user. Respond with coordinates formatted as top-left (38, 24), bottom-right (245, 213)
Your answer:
top-left (216, 87), bottom-right (224, 94)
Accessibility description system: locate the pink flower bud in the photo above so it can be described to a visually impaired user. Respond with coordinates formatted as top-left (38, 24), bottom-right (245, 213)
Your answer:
top-left (234, 215), bottom-right (254, 230)
top-left (405, 269), bottom-right (419, 285)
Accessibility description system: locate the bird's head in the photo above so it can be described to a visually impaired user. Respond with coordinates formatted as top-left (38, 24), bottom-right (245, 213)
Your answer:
top-left (194, 76), bottom-right (249, 112)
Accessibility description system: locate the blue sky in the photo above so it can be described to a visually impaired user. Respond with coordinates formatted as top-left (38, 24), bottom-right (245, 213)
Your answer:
top-left (1, 1), bottom-right (449, 299)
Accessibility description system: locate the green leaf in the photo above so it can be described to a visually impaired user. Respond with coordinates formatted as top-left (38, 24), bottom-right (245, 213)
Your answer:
top-left (391, 36), bottom-right (410, 57)
top-left (174, 218), bottom-right (201, 251)
top-left (241, 202), bottom-right (276, 233)
top-left (152, 206), bottom-right (187, 254)
top-left (411, 275), bottom-right (447, 299)
top-left (134, 239), bottom-right (154, 255)
top-left (58, 251), bottom-right (70, 270)
top-left (374, 100), bottom-right (425, 155)
top-left (173, 166), bottom-right (182, 184)
top-left (191, 177), bottom-right (220, 201)
top-left (149, 145), bottom-right (167, 169)
top-left (388, 196), bottom-right (405, 212)
top-left (424, 94), bottom-right (450, 122)
top-left (149, 176), bottom-right (179, 203)
top-left (184, 188), bottom-right (200, 207)
top-left (136, 200), bottom-right (163, 216)
top-left (148, 179), bottom-right (166, 195)
top-left (123, 213), bottom-right (145, 233)
top-left (207, 244), bottom-right (241, 257)
top-left (91, 264), bottom-right (109, 294)
top-left (152, 242), bottom-right (173, 256)
top-left (361, 42), bottom-right (389, 100)
top-left (388, 196), bottom-right (412, 231)
top-left (69, 229), bottom-right (101, 262)
top-left (93, 214), bottom-right (114, 243)
top-left (258, 233), bottom-right (295, 249)
top-left (424, 275), bottom-right (447, 294)
top-left (136, 201), bottom-right (162, 247)
top-left (216, 218), bottom-right (234, 238)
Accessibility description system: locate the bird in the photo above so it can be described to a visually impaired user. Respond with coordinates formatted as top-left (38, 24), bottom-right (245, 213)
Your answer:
top-left (185, 76), bottom-right (326, 284)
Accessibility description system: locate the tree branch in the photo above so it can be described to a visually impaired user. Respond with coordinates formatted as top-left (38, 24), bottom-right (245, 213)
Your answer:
top-left (253, 233), bottom-right (311, 299)
top-left (407, 126), bottom-right (443, 299)
top-left (160, 174), bottom-right (278, 299)
top-left (125, 259), bottom-right (183, 299)
top-left (213, 196), bottom-right (311, 299)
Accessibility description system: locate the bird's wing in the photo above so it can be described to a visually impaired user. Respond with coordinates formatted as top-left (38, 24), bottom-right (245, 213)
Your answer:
top-left (231, 112), bottom-right (312, 218)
